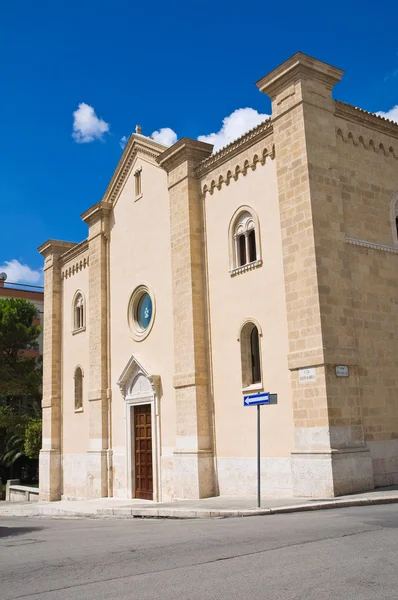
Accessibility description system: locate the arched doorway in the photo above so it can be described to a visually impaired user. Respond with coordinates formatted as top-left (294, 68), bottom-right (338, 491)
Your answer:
top-left (118, 356), bottom-right (161, 501)
top-left (128, 374), bottom-right (153, 500)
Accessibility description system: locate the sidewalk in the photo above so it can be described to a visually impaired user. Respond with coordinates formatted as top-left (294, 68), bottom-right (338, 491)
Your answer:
top-left (1, 486), bottom-right (398, 519)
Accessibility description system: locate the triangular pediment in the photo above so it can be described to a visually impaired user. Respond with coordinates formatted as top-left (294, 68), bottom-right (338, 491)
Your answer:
top-left (117, 354), bottom-right (160, 398)
top-left (101, 134), bottom-right (167, 208)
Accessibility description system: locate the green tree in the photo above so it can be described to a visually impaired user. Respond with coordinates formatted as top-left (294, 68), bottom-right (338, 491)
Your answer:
top-left (0, 298), bottom-right (42, 474)
top-left (0, 297), bottom-right (42, 400)
top-left (24, 419), bottom-right (42, 459)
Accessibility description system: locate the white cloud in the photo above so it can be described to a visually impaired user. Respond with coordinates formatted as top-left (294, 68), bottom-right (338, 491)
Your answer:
top-left (119, 135), bottom-right (128, 149)
top-left (197, 107), bottom-right (270, 152)
top-left (0, 260), bottom-right (43, 285)
top-left (151, 127), bottom-right (178, 146)
top-left (376, 105), bottom-right (398, 123)
top-left (72, 102), bottom-right (110, 143)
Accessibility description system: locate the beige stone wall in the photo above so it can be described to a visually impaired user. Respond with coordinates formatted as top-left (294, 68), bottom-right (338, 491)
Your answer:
top-left (202, 146), bottom-right (294, 496)
top-left (257, 54), bottom-right (374, 497)
top-left (335, 112), bottom-right (398, 485)
top-left (109, 154), bottom-right (176, 500)
top-left (60, 262), bottom-right (90, 498)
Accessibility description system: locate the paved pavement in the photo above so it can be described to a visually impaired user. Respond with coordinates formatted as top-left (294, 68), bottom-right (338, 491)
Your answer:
top-left (1, 486), bottom-right (398, 519)
top-left (1, 504), bottom-right (398, 599)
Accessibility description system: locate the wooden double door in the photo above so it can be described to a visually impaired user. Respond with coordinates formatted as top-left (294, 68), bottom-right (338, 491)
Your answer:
top-left (134, 404), bottom-right (153, 500)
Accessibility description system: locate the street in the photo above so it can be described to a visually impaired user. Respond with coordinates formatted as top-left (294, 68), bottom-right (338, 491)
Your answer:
top-left (1, 505), bottom-right (397, 599)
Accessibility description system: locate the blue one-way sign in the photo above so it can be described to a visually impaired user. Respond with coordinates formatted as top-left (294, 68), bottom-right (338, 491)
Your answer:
top-left (243, 392), bottom-right (270, 406)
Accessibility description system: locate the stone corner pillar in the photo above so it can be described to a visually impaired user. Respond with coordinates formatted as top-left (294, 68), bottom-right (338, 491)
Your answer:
top-left (158, 139), bottom-right (215, 500)
top-left (38, 239), bottom-right (76, 501)
top-left (82, 202), bottom-right (113, 499)
top-left (257, 53), bottom-right (374, 497)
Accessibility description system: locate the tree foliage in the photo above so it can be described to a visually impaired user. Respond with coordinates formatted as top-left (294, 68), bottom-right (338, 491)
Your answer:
top-left (0, 298), bottom-right (42, 469)
top-left (24, 420), bottom-right (42, 459)
top-left (0, 401), bottom-right (42, 465)
top-left (0, 297), bottom-right (42, 399)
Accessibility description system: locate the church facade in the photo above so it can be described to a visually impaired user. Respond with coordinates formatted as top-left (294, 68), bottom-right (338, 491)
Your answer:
top-left (39, 53), bottom-right (398, 502)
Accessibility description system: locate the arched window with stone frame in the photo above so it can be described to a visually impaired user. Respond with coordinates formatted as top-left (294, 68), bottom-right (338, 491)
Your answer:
top-left (390, 193), bottom-right (398, 246)
top-left (74, 366), bottom-right (83, 411)
top-left (239, 319), bottom-right (262, 390)
top-left (72, 291), bottom-right (85, 332)
top-left (228, 206), bottom-right (262, 275)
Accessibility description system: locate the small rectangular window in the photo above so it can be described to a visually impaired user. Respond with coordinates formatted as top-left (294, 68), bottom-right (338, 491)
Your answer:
top-left (134, 170), bottom-right (142, 197)
top-left (395, 216), bottom-right (398, 240)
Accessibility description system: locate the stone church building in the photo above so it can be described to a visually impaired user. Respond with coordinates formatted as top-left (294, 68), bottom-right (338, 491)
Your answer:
top-left (39, 53), bottom-right (398, 502)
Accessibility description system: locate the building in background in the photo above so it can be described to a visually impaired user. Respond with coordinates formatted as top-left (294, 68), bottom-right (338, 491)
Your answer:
top-left (39, 52), bottom-right (398, 503)
top-left (0, 273), bottom-right (44, 357)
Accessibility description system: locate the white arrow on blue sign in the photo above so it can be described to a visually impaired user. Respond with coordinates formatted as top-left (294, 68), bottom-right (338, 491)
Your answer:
top-left (243, 392), bottom-right (270, 406)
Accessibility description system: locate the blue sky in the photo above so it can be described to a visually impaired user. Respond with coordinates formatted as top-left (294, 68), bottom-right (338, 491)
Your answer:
top-left (1, 0), bottom-right (397, 284)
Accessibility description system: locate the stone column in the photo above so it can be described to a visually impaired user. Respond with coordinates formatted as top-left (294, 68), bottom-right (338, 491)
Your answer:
top-left (82, 202), bottom-right (112, 498)
top-left (257, 53), bottom-right (374, 496)
top-left (38, 239), bottom-right (76, 501)
top-left (158, 139), bottom-right (215, 499)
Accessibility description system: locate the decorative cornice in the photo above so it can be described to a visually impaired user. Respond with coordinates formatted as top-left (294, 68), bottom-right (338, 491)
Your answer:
top-left (61, 256), bottom-right (89, 279)
top-left (336, 127), bottom-right (398, 158)
top-left (60, 239), bottom-right (89, 265)
top-left (157, 138), bottom-right (213, 173)
top-left (81, 200), bottom-right (112, 226)
top-left (346, 237), bottom-right (398, 254)
top-left (201, 143), bottom-right (275, 197)
top-left (335, 101), bottom-right (398, 141)
top-left (196, 119), bottom-right (273, 177)
top-left (256, 52), bottom-right (344, 98)
top-left (100, 134), bottom-right (167, 207)
top-left (37, 239), bottom-right (76, 258)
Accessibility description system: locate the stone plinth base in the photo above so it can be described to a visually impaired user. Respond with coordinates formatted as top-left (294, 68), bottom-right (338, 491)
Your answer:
top-left (291, 448), bottom-right (374, 498)
top-left (173, 450), bottom-right (214, 499)
top-left (39, 449), bottom-right (61, 501)
top-left (86, 450), bottom-right (109, 499)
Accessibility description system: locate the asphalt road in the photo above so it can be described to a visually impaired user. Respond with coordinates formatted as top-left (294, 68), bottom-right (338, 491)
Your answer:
top-left (1, 505), bottom-right (398, 600)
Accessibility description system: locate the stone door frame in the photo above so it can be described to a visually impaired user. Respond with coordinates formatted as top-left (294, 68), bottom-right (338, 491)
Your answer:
top-left (118, 356), bottom-right (161, 502)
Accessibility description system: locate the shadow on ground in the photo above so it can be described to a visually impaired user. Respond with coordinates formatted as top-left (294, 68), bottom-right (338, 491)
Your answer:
top-left (0, 526), bottom-right (44, 539)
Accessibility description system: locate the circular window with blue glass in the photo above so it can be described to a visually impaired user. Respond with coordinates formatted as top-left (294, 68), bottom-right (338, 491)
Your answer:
top-left (136, 293), bottom-right (152, 330)
top-left (128, 284), bottom-right (155, 341)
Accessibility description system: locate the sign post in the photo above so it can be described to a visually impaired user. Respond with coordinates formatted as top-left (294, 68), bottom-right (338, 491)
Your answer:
top-left (257, 404), bottom-right (261, 508)
top-left (243, 392), bottom-right (271, 508)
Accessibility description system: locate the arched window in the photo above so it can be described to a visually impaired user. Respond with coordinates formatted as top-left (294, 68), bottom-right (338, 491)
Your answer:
top-left (228, 207), bottom-right (261, 275)
top-left (235, 211), bottom-right (257, 267)
top-left (239, 321), bottom-right (262, 389)
top-left (391, 194), bottom-right (398, 246)
top-left (73, 292), bottom-right (85, 331)
top-left (74, 367), bottom-right (83, 411)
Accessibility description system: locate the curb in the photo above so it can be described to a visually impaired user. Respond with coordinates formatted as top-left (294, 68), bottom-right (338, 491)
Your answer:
top-left (1, 495), bottom-right (398, 520)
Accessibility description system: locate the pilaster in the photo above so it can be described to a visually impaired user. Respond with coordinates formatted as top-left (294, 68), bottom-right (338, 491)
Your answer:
top-left (82, 202), bottom-right (112, 498)
top-left (258, 53), bottom-right (374, 496)
top-left (38, 239), bottom-right (76, 501)
top-left (158, 139), bottom-right (215, 499)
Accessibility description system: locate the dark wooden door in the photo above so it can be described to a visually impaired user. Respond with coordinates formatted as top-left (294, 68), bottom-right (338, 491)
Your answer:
top-left (134, 404), bottom-right (153, 500)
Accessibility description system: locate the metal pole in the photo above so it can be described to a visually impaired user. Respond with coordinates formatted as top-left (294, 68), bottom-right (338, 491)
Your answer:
top-left (257, 404), bottom-right (261, 508)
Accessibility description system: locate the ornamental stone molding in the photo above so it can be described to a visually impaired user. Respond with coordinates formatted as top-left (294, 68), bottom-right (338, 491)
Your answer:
top-left (195, 119), bottom-right (273, 177)
top-left (336, 128), bottom-right (398, 159)
top-left (200, 144), bottom-right (275, 197)
top-left (117, 354), bottom-right (161, 398)
top-left (61, 256), bottom-right (89, 279)
top-left (335, 101), bottom-right (398, 140)
top-left (100, 134), bottom-right (167, 207)
top-left (345, 236), bottom-right (398, 255)
top-left (60, 239), bottom-right (89, 264)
